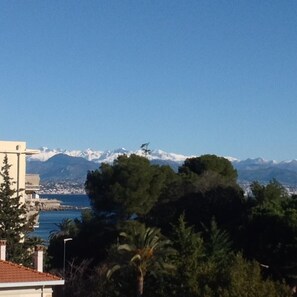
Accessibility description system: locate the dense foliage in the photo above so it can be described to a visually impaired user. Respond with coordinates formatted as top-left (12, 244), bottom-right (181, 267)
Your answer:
top-left (179, 154), bottom-right (238, 181)
top-left (0, 155), bottom-right (38, 264)
top-left (48, 154), bottom-right (297, 297)
top-left (85, 154), bottom-right (174, 219)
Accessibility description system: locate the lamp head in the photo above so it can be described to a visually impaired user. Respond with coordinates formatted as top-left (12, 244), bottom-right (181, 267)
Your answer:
top-left (64, 238), bottom-right (73, 243)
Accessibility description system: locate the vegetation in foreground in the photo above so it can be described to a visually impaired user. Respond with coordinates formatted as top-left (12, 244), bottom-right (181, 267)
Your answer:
top-left (48, 154), bottom-right (297, 296)
top-left (2, 153), bottom-right (297, 296)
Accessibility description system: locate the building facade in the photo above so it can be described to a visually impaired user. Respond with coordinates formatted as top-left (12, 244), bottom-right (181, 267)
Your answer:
top-left (0, 141), bottom-right (39, 204)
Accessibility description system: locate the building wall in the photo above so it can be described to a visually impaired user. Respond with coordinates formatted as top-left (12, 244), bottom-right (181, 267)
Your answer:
top-left (0, 286), bottom-right (53, 297)
top-left (0, 141), bottom-right (39, 204)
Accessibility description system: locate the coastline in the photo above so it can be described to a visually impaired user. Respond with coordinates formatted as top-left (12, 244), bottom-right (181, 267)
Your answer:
top-left (42, 205), bottom-right (91, 211)
top-left (31, 194), bottom-right (90, 242)
top-left (38, 197), bottom-right (90, 211)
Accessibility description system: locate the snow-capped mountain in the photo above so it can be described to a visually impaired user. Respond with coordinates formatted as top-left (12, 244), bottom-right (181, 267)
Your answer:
top-left (27, 147), bottom-right (297, 187)
top-left (26, 147), bottom-right (193, 185)
top-left (27, 147), bottom-right (192, 164)
top-left (231, 158), bottom-right (278, 170)
top-left (28, 147), bottom-right (104, 162)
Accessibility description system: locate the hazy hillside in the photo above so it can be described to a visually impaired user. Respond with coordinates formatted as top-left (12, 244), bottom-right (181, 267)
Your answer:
top-left (27, 154), bottom-right (98, 182)
top-left (236, 167), bottom-right (297, 186)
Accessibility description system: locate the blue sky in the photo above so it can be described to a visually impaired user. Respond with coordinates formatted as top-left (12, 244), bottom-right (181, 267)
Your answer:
top-left (1, 1), bottom-right (297, 161)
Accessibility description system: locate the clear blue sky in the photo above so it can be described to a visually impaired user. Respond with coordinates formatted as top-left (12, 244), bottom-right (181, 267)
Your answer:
top-left (1, 1), bottom-right (297, 161)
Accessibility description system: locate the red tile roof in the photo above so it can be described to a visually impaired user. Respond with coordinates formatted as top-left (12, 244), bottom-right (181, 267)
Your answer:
top-left (0, 260), bottom-right (63, 285)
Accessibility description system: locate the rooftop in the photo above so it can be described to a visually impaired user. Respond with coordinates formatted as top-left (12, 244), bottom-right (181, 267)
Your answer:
top-left (0, 260), bottom-right (64, 288)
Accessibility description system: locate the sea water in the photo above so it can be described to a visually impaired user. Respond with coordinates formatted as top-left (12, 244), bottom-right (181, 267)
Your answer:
top-left (30, 194), bottom-right (90, 244)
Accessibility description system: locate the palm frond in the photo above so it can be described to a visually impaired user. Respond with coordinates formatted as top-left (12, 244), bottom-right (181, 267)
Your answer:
top-left (106, 264), bottom-right (121, 279)
top-left (118, 243), bottom-right (134, 252)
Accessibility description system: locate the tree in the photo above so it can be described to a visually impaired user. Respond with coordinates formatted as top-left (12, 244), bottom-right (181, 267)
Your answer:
top-left (169, 216), bottom-right (291, 297)
top-left (0, 155), bottom-right (36, 264)
top-left (49, 218), bottom-right (79, 240)
top-left (47, 217), bottom-right (82, 270)
top-left (140, 143), bottom-right (151, 156)
top-left (171, 214), bottom-right (205, 296)
top-left (47, 209), bottom-right (120, 272)
top-left (107, 223), bottom-right (175, 296)
top-left (148, 168), bottom-right (245, 239)
top-left (85, 154), bottom-right (175, 220)
top-left (203, 218), bottom-right (232, 268)
top-left (250, 179), bottom-right (289, 205)
top-left (179, 154), bottom-right (237, 182)
top-left (219, 254), bottom-right (292, 297)
top-left (242, 180), bottom-right (297, 283)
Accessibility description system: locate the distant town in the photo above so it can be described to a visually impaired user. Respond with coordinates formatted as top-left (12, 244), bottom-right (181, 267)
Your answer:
top-left (40, 180), bottom-right (297, 196)
top-left (40, 181), bottom-right (85, 195)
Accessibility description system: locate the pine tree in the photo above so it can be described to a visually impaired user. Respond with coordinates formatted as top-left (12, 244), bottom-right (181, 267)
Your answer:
top-left (0, 154), bottom-right (36, 264)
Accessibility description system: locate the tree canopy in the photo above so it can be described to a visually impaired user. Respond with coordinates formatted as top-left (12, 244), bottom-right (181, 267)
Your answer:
top-left (179, 154), bottom-right (238, 182)
top-left (85, 154), bottom-right (175, 219)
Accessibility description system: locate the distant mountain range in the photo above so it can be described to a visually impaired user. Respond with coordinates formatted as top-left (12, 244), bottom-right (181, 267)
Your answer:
top-left (26, 147), bottom-right (297, 187)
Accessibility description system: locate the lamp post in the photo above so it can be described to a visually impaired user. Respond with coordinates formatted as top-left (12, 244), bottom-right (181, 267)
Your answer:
top-left (63, 238), bottom-right (72, 277)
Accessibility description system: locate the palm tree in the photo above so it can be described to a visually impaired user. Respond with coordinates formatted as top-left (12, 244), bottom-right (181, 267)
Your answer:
top-left (49, 218), bottom-right (78, 240)
top-left (107, 223), bottom-right (175, 296)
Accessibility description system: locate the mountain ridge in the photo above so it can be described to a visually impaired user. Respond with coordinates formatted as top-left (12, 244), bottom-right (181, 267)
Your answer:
top-left (27, 147), bottom-right (194, 164)
top-left (26, 147), bottom-right (297, 187)
top-left (29, 147), bottom-right (297, 164)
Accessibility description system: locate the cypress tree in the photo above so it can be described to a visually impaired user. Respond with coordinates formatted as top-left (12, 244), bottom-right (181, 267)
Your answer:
top-left (0, 154), bottom-right (36, 264)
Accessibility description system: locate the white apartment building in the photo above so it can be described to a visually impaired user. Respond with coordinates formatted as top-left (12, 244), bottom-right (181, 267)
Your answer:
top-left (0, 141), bottom-right (39, 204)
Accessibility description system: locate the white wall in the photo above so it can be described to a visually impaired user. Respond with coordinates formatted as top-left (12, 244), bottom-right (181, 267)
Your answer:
top-left (0, 286), bottom-right (53, 297)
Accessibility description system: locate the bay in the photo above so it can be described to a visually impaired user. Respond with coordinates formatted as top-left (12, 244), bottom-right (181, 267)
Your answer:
top-left (30, 194), bottom-right (90, 244)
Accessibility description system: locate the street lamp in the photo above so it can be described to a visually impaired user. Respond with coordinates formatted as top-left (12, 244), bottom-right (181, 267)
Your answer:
top-left (63, 238), bottom-right (73, 277)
